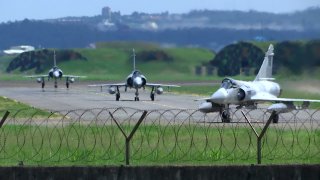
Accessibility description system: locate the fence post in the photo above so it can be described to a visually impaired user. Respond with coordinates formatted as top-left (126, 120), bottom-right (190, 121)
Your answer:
top-left (0, 111), bottom-right (10, 128)
top-left (241, 110), bottom-right (276, 164)
top-left (109, 110), bottom-right (148, 165)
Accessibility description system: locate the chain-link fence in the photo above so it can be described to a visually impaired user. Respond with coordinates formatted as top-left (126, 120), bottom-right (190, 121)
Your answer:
top-left (0, 108), bottom-right (319, 165)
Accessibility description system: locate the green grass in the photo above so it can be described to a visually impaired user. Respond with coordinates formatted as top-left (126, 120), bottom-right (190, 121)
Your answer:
top-left (0, 96), bottom-right (57, 118)
top-left (0, 124), bottom-right (318, 166)
top-left (0, 43), bottom-right (215, 82)
top-left (96, 41), bottom-right (161, 50)
top-left (172, 85), bottom-right (219, 96)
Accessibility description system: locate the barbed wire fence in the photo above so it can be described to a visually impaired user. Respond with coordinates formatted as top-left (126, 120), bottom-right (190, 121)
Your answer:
top-left (0, 107), bottom-right (319, 165)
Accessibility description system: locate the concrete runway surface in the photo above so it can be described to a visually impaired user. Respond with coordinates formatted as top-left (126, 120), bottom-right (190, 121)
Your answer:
top-left (1, 81), bottom-right (319, 125)
top-left (0, 82), bottom-right (201, 111)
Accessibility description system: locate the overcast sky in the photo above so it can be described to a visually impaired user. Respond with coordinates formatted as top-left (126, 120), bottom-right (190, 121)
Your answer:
top-left (1, 0), bottom-right (319, 23)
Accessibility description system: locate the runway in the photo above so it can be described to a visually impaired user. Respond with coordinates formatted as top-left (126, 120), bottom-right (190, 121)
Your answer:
top-left (0, 82), bottom-right (201, 111)
top-left (1, 81), bottom-right (319, 125)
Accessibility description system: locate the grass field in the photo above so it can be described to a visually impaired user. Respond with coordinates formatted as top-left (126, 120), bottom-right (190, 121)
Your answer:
top-left (0, 124), bottom-right (318, 166)
top-left (0, 42), bottom-right (215, 81)
top-left (0, 96), bottom-right (56, 118)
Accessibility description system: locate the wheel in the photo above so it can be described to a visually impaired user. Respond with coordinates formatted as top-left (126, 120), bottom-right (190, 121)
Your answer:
top-left (116, 94), bottom-right (120, 101)
top-left (54, 84), bottom-right (58, 88)
top-left (272, 114), bottom-right (279, 123)
top-left (41, 83), bottom-right (45, 89)
top-left (137, 97), bottom-right (139, 101)
top-left (151, 93), bottom-right (155, 101)
top-left (221, 110), bottom-right (231, 123)
top-left (66, 82), bottom-right (69, 89)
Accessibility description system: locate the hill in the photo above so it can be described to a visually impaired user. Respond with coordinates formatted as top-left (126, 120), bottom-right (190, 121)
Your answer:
top-left (0, 42), bottom-right (215, 81)
top-left (1, 8), bottom-right (320, 50)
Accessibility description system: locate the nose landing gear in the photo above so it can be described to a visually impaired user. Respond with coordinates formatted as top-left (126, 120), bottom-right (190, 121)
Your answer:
top-left (134, 88), bottom-right (140, 101)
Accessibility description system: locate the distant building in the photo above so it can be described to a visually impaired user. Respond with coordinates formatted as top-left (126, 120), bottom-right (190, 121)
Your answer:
top-left (102, 7), bottom-right (112, 20)
top-left (3, 45), bottom-right (35, 55)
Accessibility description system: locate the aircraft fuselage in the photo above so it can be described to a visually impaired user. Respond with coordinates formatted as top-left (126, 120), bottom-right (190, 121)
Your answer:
top-left (48, 67), bottom-right (63, 79)
top-left (208, 78), bottom-right (281, 105)
top-left (126, 70), bottom-right (147, 89)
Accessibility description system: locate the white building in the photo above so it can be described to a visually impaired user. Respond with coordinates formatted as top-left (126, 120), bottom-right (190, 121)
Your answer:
top-left (3, 45), bottom-right (35, 55)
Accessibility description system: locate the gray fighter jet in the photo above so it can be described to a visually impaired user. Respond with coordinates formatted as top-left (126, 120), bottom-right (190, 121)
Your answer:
top-left (198, 44), bottom-right (320, 123)
top-left (26, 51), bottom-right (85, 89)
top-left (89, 49), bottom-right (179, 101)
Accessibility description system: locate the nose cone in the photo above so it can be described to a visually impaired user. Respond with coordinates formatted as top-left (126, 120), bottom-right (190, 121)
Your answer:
top-left (133, 77), bottom-right (143, 88)
top-left (199, 102), bottom-right (212, 113)
top-left (210, 88), bottom-right (227, 104)
top-left (53, 71), bottom-right (60, 78)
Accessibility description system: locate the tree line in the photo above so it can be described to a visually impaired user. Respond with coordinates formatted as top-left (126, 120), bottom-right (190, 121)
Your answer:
top-left (207, 41), bottom-right (320, 76)
top-left (1, 19), bottom-right (320, 51)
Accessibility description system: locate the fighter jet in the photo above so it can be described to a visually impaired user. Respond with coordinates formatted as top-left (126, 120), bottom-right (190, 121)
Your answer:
top-left (198, 44), bottom-right (320, 123)
top-left (26, 50), bottom-right (85, 89)
top-left (89, 49), bottom-right (179, 101)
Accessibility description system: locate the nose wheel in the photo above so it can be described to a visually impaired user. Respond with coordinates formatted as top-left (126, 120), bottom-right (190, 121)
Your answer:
top-left (272, 114), bottom-right (279, 123)
top-left (54, 80), bottom-right (58, 88)
top-left (221, 110), bottom-right (231, 123)
top-left (134, 89), bottom-right (140, 101)
top-left (220, 105), bottom-right (231, 123)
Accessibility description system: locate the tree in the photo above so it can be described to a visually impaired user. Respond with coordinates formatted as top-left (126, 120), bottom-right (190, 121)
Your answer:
top-left (209, 42), bottom-right (264, 76)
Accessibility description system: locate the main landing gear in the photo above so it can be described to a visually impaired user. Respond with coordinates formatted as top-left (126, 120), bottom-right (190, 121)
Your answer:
top-left (116, 86), bottom-right (120, 101)
top-left (219, 106), bottom-right (279, 124)
top-left (150, 87), bottom-right (155, 101)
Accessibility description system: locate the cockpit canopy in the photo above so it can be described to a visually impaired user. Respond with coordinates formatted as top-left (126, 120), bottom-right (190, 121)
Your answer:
top-left (132, 70), bottom-right (141, 76)
top-left (221, 78), bottom-right (238, 89)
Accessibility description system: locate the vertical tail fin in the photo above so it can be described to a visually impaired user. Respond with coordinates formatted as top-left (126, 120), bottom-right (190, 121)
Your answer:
top-left (53, 50), bottom-right (57, 67)
top-left (254, 44), bottom-right (274, 81)
top-left (132, 48), bottom-right (136, 71)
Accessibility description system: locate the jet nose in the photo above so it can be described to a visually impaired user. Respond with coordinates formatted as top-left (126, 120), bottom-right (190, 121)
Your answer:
top-left (133, 77), bottom-right (143, 88)
top-left (210, 88), bottom-right (227, 104)
top-left (53, 71), bottom-right (60, 78)
top-left (198, 102), bottom-right (212, 113)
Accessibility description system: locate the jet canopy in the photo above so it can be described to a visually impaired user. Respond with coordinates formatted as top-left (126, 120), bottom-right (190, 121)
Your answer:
top-left (132, 70), bottom-right (142, 76)
top-left (221, 78), bottom-right (238, 89)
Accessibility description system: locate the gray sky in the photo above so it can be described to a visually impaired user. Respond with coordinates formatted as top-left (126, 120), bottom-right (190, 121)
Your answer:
top-left (1, 0), bottom-right (319, 23)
